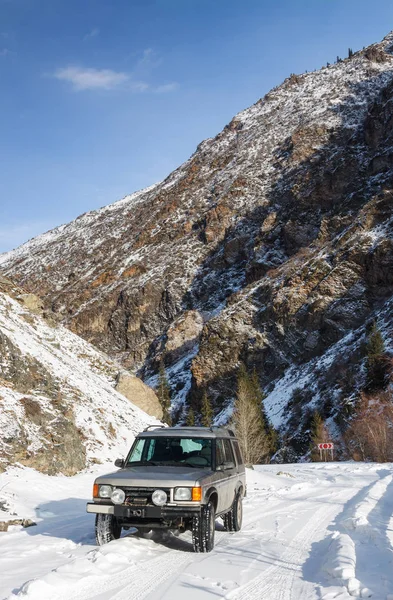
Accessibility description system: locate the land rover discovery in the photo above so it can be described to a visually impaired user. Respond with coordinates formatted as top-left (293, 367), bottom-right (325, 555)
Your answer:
top-left (86, 426), bottom-right (246, 552)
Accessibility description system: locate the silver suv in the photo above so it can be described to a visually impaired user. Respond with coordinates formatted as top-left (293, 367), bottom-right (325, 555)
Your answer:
top-left (87, 426), bottom-right (246, 552)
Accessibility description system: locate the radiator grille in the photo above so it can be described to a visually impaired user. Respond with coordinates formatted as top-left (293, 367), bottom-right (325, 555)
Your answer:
top-left (121, 487), bottom-right (170, 505)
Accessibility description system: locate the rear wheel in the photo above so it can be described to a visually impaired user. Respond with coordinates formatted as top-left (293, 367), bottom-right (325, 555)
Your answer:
top-left (223, 492), bottom-right (243, 532)
top-left (192, 501), bottom-right (215, 552)
top-left (95, 514), bottom-right (122, 545)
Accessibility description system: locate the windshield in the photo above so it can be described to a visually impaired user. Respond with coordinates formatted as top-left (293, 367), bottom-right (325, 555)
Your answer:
top-left (125, 437), bottom-right (212, 468)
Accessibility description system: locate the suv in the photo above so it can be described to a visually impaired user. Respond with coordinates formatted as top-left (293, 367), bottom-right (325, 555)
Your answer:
top-left (87, 426), bottom-right (246, 552)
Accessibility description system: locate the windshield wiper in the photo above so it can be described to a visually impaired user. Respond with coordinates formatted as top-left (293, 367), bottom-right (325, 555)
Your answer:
top-left (126, 460), bottom-right (158, 466)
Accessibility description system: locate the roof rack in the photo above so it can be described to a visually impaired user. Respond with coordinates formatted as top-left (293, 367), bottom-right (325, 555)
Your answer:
top-left (209, 426), bottom-right (236, 437)
top-left (143, 425), bottom-right (166, 431)
top-left (176, 426), bottom-right (207, 429)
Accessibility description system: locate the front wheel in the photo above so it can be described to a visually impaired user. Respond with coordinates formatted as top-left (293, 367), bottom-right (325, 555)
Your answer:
top-left (192, 501), bottom-right (215, 552)
top-left (223, 492), bottom-right (243, 532)
top-left (95, 514), bottom-right (122, 545)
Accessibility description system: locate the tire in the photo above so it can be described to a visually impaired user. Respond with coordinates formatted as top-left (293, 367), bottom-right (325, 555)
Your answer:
top-left (192, 500), bottom-right (215, 553)
top-left (223, 492), bottom-right (243, 532)
top-left (95, 513), bottom-right (122, 545)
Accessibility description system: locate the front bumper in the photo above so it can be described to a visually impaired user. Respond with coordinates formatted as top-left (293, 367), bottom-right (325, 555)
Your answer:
top-left (87, 503), bottom-right (114, 515)
top-left (86, 502), bottom-right (201, 519)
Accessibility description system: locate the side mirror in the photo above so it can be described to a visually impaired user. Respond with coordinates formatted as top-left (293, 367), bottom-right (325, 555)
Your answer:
top-left (114, 458), bottom-right (125, 468)
top-left (223, 461), bottom-right (235, 470)
top-left (216, 461), bottom-right (235, 471)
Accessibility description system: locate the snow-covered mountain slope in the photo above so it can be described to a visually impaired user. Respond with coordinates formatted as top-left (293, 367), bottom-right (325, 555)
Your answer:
top-left (0, 278), bottom-right (158, 474)
top-left (2, 33), bottom-right (393, 446)
top-left (1, 462), bottom-right (393, 600)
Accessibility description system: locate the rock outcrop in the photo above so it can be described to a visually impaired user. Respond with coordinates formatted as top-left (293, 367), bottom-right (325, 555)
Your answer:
top-left (115, 372), bottom-right (162, 419)
top-left (0, 280), bottom-right (158, 474)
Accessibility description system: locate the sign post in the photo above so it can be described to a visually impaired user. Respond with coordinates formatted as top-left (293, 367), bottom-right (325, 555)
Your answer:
top-left (317, 442), bottom-right (334, 461)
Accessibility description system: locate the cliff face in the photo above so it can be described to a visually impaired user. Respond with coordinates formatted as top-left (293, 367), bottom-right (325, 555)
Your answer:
top-left (0, 276), bottom-right (157, 474)
top-left (2, 34), bottom-right (393, 447)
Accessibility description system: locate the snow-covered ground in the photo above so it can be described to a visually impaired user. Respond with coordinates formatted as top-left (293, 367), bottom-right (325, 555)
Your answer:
top-left (1, 462), bottom-right (393, 600)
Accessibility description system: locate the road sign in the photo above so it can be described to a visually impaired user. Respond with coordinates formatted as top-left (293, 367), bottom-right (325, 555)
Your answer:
top-left (317, 442), bottom-right (334, 461)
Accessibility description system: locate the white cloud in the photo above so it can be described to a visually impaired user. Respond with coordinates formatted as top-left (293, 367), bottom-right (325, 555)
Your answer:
top-left (54, 66), bottom-right (129, 91)
top-left (53, 50), bottom-right (179, 94)
top-left (83, 28), bottom-right (100, 41)
top-left (129, 80), bottom-right (150, 92)
top-left (135, 48), bottom-right (162, 72)
top-left (155, 82), bottom-right (179, 94)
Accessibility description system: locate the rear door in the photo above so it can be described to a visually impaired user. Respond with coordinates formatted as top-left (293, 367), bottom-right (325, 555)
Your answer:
top-left (232, 438), bottom-right (246, 494)
top-left (221, 438), bottom-right (237, 509)
top-left (214, 439), bottom-right (228, 513)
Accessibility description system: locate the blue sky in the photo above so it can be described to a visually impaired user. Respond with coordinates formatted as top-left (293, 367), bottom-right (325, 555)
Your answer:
top-left (1, 0), bottom-right (393, 252)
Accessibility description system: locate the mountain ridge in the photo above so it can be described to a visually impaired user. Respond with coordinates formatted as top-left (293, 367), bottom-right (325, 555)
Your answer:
top-left (2, 31), bottom-right (393, 452)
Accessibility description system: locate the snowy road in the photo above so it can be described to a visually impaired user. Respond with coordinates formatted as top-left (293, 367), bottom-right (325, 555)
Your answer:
top-left (1, 463), bottom-right (393, 599)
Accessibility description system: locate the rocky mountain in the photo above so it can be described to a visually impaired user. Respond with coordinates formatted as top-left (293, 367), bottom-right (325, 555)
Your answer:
top-left (0, 276), bottom-right (159, 474)
top-left (2, 33), bottom-right (393, 452)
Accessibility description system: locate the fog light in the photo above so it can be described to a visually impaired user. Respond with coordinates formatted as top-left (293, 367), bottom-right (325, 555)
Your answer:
top-left (152, 489), bottom-right (167, 506)
top-left (111, 488), bottom-right (126, 505)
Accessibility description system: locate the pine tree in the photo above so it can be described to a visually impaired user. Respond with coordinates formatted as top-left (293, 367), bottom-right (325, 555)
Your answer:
top-left (348, 47), bottom-right (353, 58)
top-left (231, 364), bottom-right (271, 465)
top-left (310, 411), bottom-right (330, 461)
top-left (186, 406), bottom-right (195, 426)
top-left (268, 425), bottom-right (279, 455)
top-left (365, 321), bottom-right (389, 391)
top-left (157, 359), bottom-right (172, 425)
top-left (201, 391), bottom-right (213, 427)
top-left (366, 321), bottom-right (385, 357)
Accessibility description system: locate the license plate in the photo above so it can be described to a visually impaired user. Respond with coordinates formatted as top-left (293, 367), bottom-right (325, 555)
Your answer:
top-left (128, 507), bottom-right (145, 517)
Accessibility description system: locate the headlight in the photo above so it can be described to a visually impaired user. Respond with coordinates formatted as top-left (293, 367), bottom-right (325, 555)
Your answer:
top-left (174, 487), bottom-right (192, 501)
top-left (98, 485), bottom-right (112, 498)
top-left (152, 489), bottom-right (167, 506)
top-left (111, 488), bottom-right (126, 505)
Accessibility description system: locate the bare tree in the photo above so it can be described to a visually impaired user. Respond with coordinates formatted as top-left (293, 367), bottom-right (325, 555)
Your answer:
top-left (345, 391), bottom-right (393, 462)
top-left (231, 364), bottom-right (271, 465)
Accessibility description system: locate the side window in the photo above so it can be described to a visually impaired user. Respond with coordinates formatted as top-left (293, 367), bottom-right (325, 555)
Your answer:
top-left (216, 440), bottom-right (225, 466)
top-left (222, 439), bottom-right (234, 464)
top-left (232, 440), bottom-right (243, 465)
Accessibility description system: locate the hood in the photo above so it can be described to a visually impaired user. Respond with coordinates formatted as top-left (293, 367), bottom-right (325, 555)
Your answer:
top-left (95, 465), bottom-right (212, 487)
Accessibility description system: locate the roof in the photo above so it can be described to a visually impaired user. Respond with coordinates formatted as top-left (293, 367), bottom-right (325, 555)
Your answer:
top-left (137, 425), bottom-right (237, 439)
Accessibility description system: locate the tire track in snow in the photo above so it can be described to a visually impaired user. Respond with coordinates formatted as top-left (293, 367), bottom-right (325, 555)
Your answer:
top-left (225, 487), bottom-right (356, 600)
top-left (108, 546), bottom-right (201, 600)
top-left (135, 489), bottom-right (356, 600)
top-left (9, 484), bottom-right (359, 600)
top-left (77, 496), bottom-right (332, 600)
top-left (138, 489), bottom-right (355, 600)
